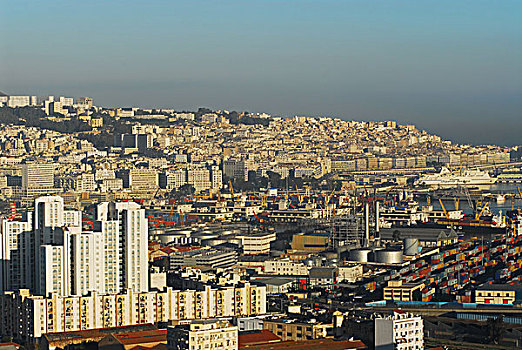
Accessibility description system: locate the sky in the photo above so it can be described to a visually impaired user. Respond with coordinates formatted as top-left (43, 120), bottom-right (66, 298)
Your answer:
top-left (1, 0), bottom-right (521, 146)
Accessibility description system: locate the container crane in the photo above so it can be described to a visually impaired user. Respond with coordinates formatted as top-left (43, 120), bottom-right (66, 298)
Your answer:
top-left (439, 198), bottom-right (449, 219)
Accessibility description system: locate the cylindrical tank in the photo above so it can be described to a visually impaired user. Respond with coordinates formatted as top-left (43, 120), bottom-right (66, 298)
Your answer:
top-left (194, 233), bottom-right (219, 240)
top-left (375, 249), bottom-right (403, 264)
top-left (403, 238), bottom-right (419, 256)
top-left (323, 251), bottom-right (337, 260)
top-left (349, 248), bottom-right (372, 262)
top-left (158, 234), bottom-right (178, 245)
top-left (368, 247), bottom-right (384, 262)
top-left (201, 238), bottom-right (227, 246)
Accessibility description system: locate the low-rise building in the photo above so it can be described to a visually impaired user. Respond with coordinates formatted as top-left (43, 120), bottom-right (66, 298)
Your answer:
top-left (338, 264), bottom-right (363, 283)
top-left (264, 258), bottom-right (309, 275)
top-left (167, 320), bottom-right (238, 350)
top-left (375, 311), bottom-right (423, 350)
top-left (263, 319), bottom-right (332, 341)
top-left (98, 329), bottom-right (167, 350)
top-left (475, 284), bottom-right (522, 305)
top-left (169, 248), bottom-right (237, 269)
top-left (383, 280), bottom-right (424, 301)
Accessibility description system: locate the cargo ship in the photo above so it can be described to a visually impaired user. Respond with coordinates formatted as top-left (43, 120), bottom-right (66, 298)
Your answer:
top-left (417, 167), bottom-right (496, 187)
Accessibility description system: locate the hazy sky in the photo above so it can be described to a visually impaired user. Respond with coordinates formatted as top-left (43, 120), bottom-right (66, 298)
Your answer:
top-left (1, 0), bottom-right (521, 145)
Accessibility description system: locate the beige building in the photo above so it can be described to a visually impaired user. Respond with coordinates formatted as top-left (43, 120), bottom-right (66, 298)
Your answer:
top-left (383, 280), bottom-right (424, 301)
top-left (0, 283), bottom-right (266, 341)
top-left (167, 320), bottom-right (238, 350)
top-left (237, 232), bottom-right (276, 255)
top-left (475, 284), bottom-right (521, 304)
top-left (337, 265), bottom-right (363, 283)
top-left (290, 233), bottom-right (329, 253)
top-left (187, 168), bottom-right (211, 192)
top-left (263, 319), bottom-right (332, 341)
top-left (129, 169), bottom-right (158, 191)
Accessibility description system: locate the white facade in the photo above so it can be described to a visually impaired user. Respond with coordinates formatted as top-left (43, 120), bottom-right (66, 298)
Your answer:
top-left (38, 245), bottom-right (66, 297)
top-left (264, 258), bottom-right (309, 275)
top-left (211, 166), bottom-right (223, 190)
top-left (237, 232), bottom-right (276, 255)
top-left (76, 173), bottom-right (95, 192)
top-left (8, 95), bottom-right (34, 107)
top-left (338, 265), bottom-right (364, 283)
top-left (0, 214), bottom-right (32, 292)
top-left (1, 197), bottom-right (148, 297)
top-left (97, 201), bottom-right (149, 293)
top-left (22, 163), bottom-right (55, 198)
top-left (375, 312), bottom-right (424, 350)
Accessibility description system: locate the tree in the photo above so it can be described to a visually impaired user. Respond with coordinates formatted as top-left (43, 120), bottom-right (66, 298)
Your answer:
top-left (170, 184), bottom-right (195, 201)
top-left (487, 316), bottom-right (505, 344)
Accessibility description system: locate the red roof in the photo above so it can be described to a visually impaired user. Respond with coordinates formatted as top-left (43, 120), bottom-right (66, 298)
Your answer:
top-left (113, 329), bottom-right (167, 345)
top-left (239, 330), bottom-right (281, 346)
top-left (159, 247), bottom-right (176, 254)
top-left (172, 246), bottom-right (201, 252)
top-left (129, 344), bottom-right (168, 350)
top-left (239, 339), bottom-right (366, 350)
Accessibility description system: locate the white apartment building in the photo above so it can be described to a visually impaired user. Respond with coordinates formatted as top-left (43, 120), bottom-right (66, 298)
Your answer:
top-left (69, 230), bottom-right (105, 295)
top-left (8, 95), bottom-right (35, 107)
top-left (375, 312), bottom-right (424, 350)
top-left (0, 213), bottom-right (33, 292)
top-left (22, 163), bottom-right (56, 198)
top-left (100, 178), bottom-right (124, 192)
top-left (0, 283), bottom-right (265, 341)
top-left (161, 170), bottom-right (187, 190)
top-left (211, 165), bottom-right (223, 191)
top-left (167, 320), bottom-right (238, 350)
top-left (0, 197), bottom-right (148, 296)
top-left (95, 169), bottom-right (116, 181)
top-left (38, 245), bottom-right (66, 297)
top-left (75, 173), bottom-right (95, 192)
top-left (96, 201), bottom-right (149, 293)
top-left (264, 258), bottom-right (309, 275)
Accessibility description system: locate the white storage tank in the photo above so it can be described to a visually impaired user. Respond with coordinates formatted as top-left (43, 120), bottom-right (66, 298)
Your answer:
top-left (403, 238), bottom-right (419, 256)
top-left (375, 249), bottom-right (403, 264)
top-left (349, 248), bottom-right (372, 262)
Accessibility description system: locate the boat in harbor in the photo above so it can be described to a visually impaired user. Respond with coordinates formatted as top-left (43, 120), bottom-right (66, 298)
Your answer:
top-left (417, 167), bottom-right (496, 187)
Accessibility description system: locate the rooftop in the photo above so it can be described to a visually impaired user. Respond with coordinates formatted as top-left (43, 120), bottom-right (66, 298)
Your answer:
top-left (113, 329), bottom-right (167, 345)
top-left (239, 339), bottom-right (366, 350)
top-left (238, 330), bottom-right (281, 347)
top-left (43, 324), bottom-right (158, 343)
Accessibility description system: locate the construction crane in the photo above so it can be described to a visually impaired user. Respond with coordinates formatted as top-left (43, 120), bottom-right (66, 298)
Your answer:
top-left (179, 209), bottom-right (184, 226)
top-left (475, 201), bottom-right (490, 220)
top-left (229, 180), bottom-right (235, 202)
top-left (439, 198), bottom-right (449, 219)
top-left (454, 197), bottom-right (460, 211)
